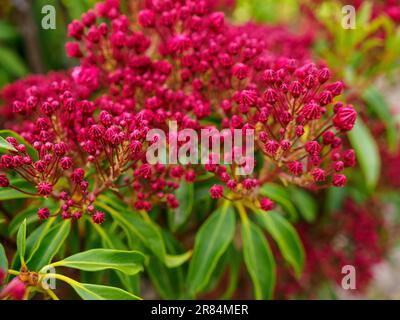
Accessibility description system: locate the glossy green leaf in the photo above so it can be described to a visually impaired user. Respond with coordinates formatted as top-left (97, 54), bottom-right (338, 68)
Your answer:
top-left (70, 282), bottom-right (141, 300)
top-left (347, 119), bottom-right (381, 192)
top-left (241, 220), bottom-right (276, 300)
top-left (289, 187), bottom-right (317, 223)
top-left (0, 180), bottom-right (37, 201)
top-left (0, 243), bottom-right (7, 272)
top-left (0, 47), bottom-right (28, 77)
top-left (260, 184), bottom-right (298, 220)
top-left (0, 130), bottom-right (38, 161)
top-left (256, 210), bottom-right (304, 277)
top-left (167, 181), bottom-right (194, 231)
top-left (97, 200), bottom-right (167, 262)
top-left (48, 249), bottom-right (145, 275)
top-left (0, 136), bottom-right (17, 153)
top-left (27, 220), bottom-right (71, 270)
top-left (187, 202), bottom-right (236, 294)
top-left (363, 86), bottom-right (397, 151)
top-left (16, 219), bottom-right (27, 263)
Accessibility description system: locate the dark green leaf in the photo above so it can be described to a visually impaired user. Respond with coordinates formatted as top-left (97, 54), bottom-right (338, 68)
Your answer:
top-left (260, 184), bottom-right (298, 220)
top-left (16, 219), bottom-right (27, 263)
top-left (187, 202), bottom-right (236, 294)
top-left (256, 210), bottom-right (304, 277)
top-left (27, 220), bottom-right (71, 270)
top-left (168, 181), bottom-right (194, 231)
top-left (49, 249), bottom-right (145, 275)
top-left (347, 119), bottom-right (381, 192)
top-left (241, 220), bottom-right (276, 299)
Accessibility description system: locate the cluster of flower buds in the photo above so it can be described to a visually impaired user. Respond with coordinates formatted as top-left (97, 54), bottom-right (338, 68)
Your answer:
top-left (1, 0), bottom-right (356, 218)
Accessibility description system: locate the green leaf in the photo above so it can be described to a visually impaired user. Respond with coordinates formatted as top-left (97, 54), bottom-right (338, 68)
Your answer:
top-left (0, 136), bottom-right (17, 153)
top-left (0, 179), bottom-right (37, 201)
top-left (260, 184), bottom-right (298, 220)
top-left (165, 250), bottom-right (192, 268)
top-left (187, 202), bottom-right (236, 295)
top-left (0, 46), bottom-right (28, 77)
top-left (363, 86), bottom-right (398, 152)
top-left (70, 282), bottom-right (141, 300)
top-left (241, 220), bottom-right (276, 300)
top-left (8, 205), bottom-right (39, 236)
top-left (256, 210), bottom-right (305, 277)
top-left (48, 249), bottom-right (145, 275)
top-left (347, 119), bottom-right (381, 192)
top-left (0, 130), bottom-right (38, 161)
top-left (27, 220), bottom-right (71, 270)
top-left (167, 182), bottom-right (194, 231)
top-left (17, 219), bottom-right (27, 264)
top-left (97, 200), bottom-right (167, 262)
top-left (0, 243), bottom-right (7, 272)
top-left (289, 187), bottom-right (317, 223)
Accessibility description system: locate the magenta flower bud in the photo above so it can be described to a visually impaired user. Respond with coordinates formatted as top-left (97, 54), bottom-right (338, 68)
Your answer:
top-left (288, 161), bottom-right (303, 176)
top-left (0, 174), bottom-right (9, 187)
top-left (317, 67), bottom-right (331, 84)
top-left (87, 205), bottom-right (94, 213)
top-left (60, 157), bottom-right (73, 170)
top-left (67, 20), bottom-right (84, 39)
top-left (264, 88), bottom-right (277, 104)
top-left (209, 12), bottom-right (225, 29)
top-left (280, 140), bottom-right (291, 151)
top-left (232, 63), bottom-right (249, 80)
top-left (319, 90), bottom-right (333, 106)
top-left (37, 207), bottom-right (50, 220)
top-left (138, 164), bottom-right (152, 179)
top-left (226, 179), bottom-right (237, 190)
top-left (305, 141), bottom-right (321, 155)
top-left (333, 107), bottom-right (357, 131)
top-left (260, 197), bottom-right (275, 211)
top-left (290, 81), bottom-right (303, 98)
top-left (92, 211), bottom-right (105, 224)
top-left (185, 170), bottom-right (196, 182)
top-left (82, 9), bottom-right (96, 26)
top-left (72, 211), bottom-right (82, 220)
top-left (37, 182), bottom-right (53, 196)
top-left (265, 140), bottom-right (279, 155)
top-left (343, 149), bottom-right (356, 167)
top-left (61, 211), bottom-right (70, 220)
top-left (242, 178), bottom-right (255, 190)
top-left (71, 168), bottom-right (85, 183)
top-left (1, 154), bottom-right (15, 169)
top-left (311, 168), bottom-right (326, 182)
top-left (334, 161), bottom-right (344, 172)
top-left (332, 174), bottom-right (347, 187)
top-left (34, 160), bottom-right (47, 173)
top-left (0, 277), bottom-right (26, 300)
top-left (210, 184), bottom-right (224, 199)
top-left (262, 69), bottom-right (276, 84)
top-left (12, 101), bottom-right (25, 113)
top-left (138, 9), bottom-right (155, 27)
top-left (65, 42), bottom-right (82, 58)
top-left (169, 34), bottom-right (192, 53)
top-left (22, 156), bottom-right (32, 165)
top-left (295, 125), bottom-right (305, 137)
top-left (322, 131), bottom-right (335, 145)
top-left (301, 101), bottom-right (321, 120)
top-left (326, 81), bottom-right (344, 96)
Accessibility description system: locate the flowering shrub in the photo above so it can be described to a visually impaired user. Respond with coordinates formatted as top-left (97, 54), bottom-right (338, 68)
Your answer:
top-left (0, 0), bottom-right (399, 301)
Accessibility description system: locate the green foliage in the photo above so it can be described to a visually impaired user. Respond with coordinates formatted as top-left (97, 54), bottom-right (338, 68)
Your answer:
top-left (241, 220), bottom-right (276, 299)
top-left (187, 202), bottom-right (236, 295)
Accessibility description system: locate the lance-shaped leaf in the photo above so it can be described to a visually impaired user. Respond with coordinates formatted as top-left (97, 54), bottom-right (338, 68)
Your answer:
top-left (241, 220), bottom-right (276, 300)
top-left (187, 202), bottom-right (236, 294)
top-left (47, 249), bottom-right (145, 275)
top-left (256, 210), bottom-right (305, 278)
